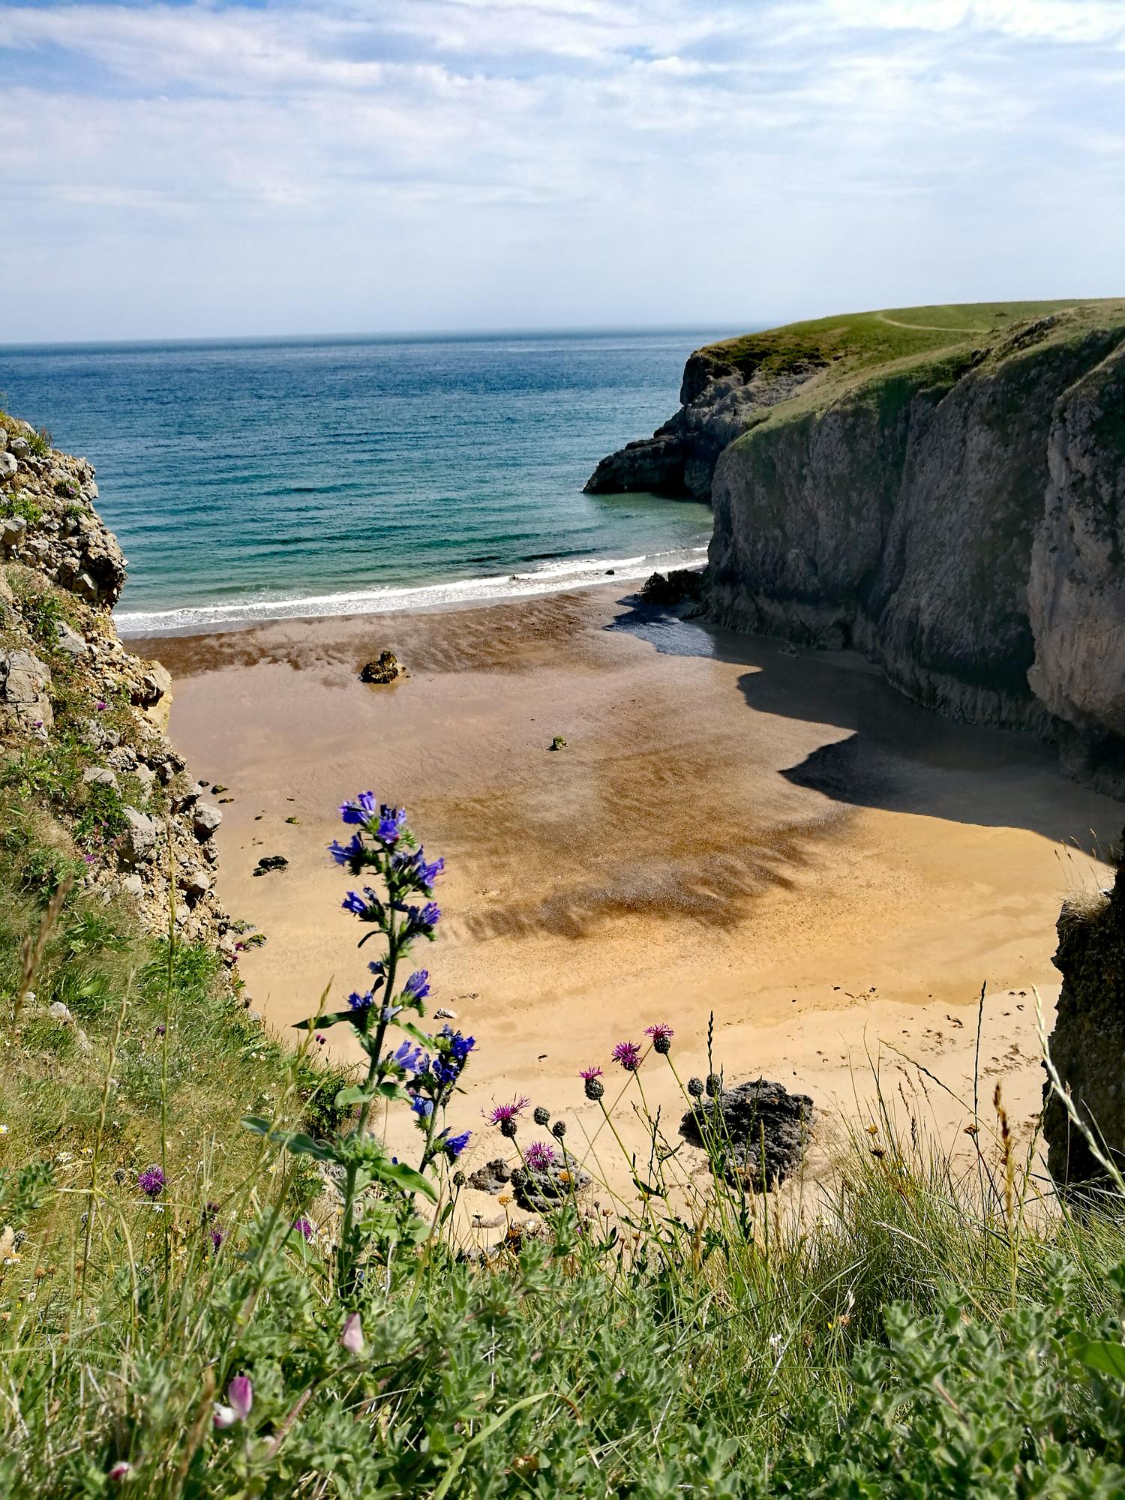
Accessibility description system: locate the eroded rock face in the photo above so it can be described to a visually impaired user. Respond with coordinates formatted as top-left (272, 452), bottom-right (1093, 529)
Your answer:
top-left (0, 649), bottom-right (53, 736)
top-left (679, 1078), bottom-right (814, 1189)
top-left (1028, 342), bottom-right (1125, 797)
top-left (1043, 840), bottom-right (1125, 1186)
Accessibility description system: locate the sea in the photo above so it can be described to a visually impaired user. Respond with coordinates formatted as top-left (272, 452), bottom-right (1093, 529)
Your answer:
top-left (0, 329), bottom-right (732, 635)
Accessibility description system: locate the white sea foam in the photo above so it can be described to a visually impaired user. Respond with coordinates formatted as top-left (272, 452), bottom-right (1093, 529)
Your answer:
top-left (114, 545), bottom-right (709, 637)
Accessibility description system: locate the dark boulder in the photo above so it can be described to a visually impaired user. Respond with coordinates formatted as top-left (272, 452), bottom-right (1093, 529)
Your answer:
top-left (679, 1078), bottom-right (813, 1189)
top-left (510, 1160), bottom-right (592, 1211)
top-left (639, 569), bottom-right (705, 607)
top-left (360, 651), bottom-right (404, 684)
top-left (253, 854), bottom-right (289, 876)
top-left (466, 1158), bottom-right (512, 1193)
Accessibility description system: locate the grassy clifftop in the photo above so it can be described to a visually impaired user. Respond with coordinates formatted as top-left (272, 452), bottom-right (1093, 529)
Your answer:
top-left (695, 298), bottom-right (1125, 399)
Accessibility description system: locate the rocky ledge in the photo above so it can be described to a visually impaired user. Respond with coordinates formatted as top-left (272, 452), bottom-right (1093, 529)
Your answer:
top-left (0, 413), bottom-right (233, 954)
top-left (589, 303), bottom-right (1125, 795)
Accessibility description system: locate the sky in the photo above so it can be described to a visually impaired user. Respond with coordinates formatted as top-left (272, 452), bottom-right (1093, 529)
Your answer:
top-left (2, 0), bottom-right (1124, 343)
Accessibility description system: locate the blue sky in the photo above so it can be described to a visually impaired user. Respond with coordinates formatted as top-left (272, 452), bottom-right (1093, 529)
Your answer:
top-left (3, 0), bottom-right (1124, 341)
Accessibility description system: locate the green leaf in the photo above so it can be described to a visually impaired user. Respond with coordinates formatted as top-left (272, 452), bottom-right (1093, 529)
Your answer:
top-left (371, 1157), bottom-right (438, 1203)
top-left (392, 1018), bottom-right (433, 1048)
top-left (241, 1117), bottom-right (337, 1162)
top-left (334, 1082), bottom-right (407, 1109)
top-left (1078, 1341), bottom-right (1125, 1382)
top-left (293, 1010), bottom-right (355, 1032)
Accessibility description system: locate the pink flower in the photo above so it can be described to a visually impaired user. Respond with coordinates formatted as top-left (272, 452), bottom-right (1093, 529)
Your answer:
top-left (108, 1461), bottom-right (132, 1481)
top-left (213, 1405), bottom-right (236, 1430)
top-left (228, 1375), bottom-right (253, 1422)
top-left (485, 1096), bottom-right (530, 1127)
top-left (611, 1041), bottom-right (642, 1072)
top-left (578, 1066), bottom-right (603, 1082)
top-left (341, 1312), bottom-right (365, 1355)
top-left (644, 1023), bottom-right (674, 1055)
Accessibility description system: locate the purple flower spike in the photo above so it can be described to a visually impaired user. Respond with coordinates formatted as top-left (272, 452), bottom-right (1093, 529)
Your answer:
top-left (611, 1041), bottom-right (642, 1073)
top-left (292, 1217), bottom-right (314, 1241)
top-left (525, 1140), bottom-right (557, 1173)
top-left (137, 1164), bottom-right (165, 1199)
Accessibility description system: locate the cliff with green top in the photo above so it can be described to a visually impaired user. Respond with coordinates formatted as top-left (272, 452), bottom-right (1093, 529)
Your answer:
top-left (588, 301), bottom-right (1125, 794)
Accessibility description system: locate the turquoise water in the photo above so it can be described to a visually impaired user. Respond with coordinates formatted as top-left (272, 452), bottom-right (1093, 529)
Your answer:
top-left (0, 330), bottom-right (728, 634)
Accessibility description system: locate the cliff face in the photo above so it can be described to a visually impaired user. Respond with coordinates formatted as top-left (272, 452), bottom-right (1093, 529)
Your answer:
top-left (0, 412), bottom-right (233, 953)
top-left (589, 302), bottom-right (1125, 793)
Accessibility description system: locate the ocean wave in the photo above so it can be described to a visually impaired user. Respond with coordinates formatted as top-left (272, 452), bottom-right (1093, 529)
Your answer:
top-left (114, 545), bottom-right (709, 637)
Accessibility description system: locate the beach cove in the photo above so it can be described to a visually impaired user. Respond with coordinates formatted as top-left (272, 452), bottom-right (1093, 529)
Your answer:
top-left (133, 582), bottom-right (1119, 1199)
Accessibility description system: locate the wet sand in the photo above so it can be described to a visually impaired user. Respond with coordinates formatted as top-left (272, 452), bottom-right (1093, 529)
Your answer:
top-left (132, 585), bottom-right (1120, 1207)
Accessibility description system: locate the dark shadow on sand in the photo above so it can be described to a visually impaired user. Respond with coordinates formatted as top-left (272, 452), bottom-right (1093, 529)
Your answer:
top-left (608, 595), bottom-right (1121, 851)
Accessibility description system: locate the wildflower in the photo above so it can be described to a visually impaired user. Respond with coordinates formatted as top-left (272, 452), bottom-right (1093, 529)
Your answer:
top-left (209, 1225), bottom-right (226, 1252)
top-left (347, 989), bottom-right (375, 1012)
top-left (155, 1024), bottom-right (166, 1037)
top-left (611, 1040), bottom-right (642, 1073)
top-left (227, 1376), bottom-right (253, 1422)
top-left (292, 1218), bottom-right (314, 1240)
top-left (96, 700), bottom-right (107, 711)
top-left (137, 1165), bottom-right (165, 1199)
top-left (376, 806), bottom-right (407, 843)
top-left (315, 1033), bottom-right (326, 1046)
top-left (108, 1461), bottom-right (132, 1481)
top-left (0, 1124), bottom-right (8, 1135)
top-left (342, 891), bottom-right (369, 916)
top-left (339, 791), bottom-right (378, 824)
top-left (388, 1040), bottom-right (428, 1074)
top-left (410, 1095), bottom-right (434, 1121)
top-left (453, 1170), bottom-right (466, 1187)
top-left (402, 901), bottom-right (441, 939)
top-left (213, 1405), bottom-right (236, 1430)
top-left (328, 833), bottom-right (363, 866)
top-left (443, 1129), bottom-right (472, 1161)
top-left (579, 1066), bottom-right (602, 1101)
top-left (486, 1096), bottom-right (529, 1138)
top-left (551, 1120), bottom-right (567, 1140)
top-left (341, 1312), bottom-right (365, 1356)
top-left (525, 1141), bottom-right (557, 1173)
top-left (533, 1105), bottom-right (551, 1127)
top-left (687, 1077), bottom-right (704, 1098)
top-left (402, 969), bottom-right (430, 1003)
top-left (645, 1023), bottom-right (674, 1055)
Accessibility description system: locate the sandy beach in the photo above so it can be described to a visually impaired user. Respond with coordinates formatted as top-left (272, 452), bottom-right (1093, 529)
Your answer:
top-left (132, 584), bottom-right (1120, 1208)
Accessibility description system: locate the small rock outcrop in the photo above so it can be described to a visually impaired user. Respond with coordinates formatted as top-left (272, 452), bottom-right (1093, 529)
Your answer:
top-left (679, 1079), bottom-right (814, 1189)
top-left (638, 569), bottom-right (705, 607)
top-left (360, 651), bottom-right (404, 684)
top-left (1043, 836), bottom-right (1125, 1187)
top-left (509, 1160), bottom-right (591, 1211)
top-left (466, 1158), bottom-right (512, 1193)
top-left (0, 649), bottom-right (53, 737)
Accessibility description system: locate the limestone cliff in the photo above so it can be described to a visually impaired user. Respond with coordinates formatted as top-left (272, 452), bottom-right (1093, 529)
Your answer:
top-left (0, 411), bottom-right (233, 953)
top-left (589, 302), bottom-right (1125, 793)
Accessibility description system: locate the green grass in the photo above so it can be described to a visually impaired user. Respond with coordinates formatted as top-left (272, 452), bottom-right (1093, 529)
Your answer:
top-left (699, 297), bottom-right (1125, 407)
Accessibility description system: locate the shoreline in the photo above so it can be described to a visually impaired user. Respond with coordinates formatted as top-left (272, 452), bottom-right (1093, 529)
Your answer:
top-left (114, 542), bottom-right (709, 639)
top-left (138, 583), bottom-right (1120, 1199)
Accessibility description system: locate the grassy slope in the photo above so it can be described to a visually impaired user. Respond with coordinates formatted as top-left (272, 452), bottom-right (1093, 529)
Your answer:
top-left (700, 298), bottom-right (1125, 425)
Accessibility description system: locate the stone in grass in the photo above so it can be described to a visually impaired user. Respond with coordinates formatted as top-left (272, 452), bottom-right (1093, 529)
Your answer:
top-left (679, 1078), bottom-right (813, 1190)
top-left (510, 1160), bottom-right (591, 1212)
top-left (253, 854), bottom-right (289, 876)
top-left (360, 650), bottom-right (404, 684)
top-left (466, 1158), bottom-right (512, 1193)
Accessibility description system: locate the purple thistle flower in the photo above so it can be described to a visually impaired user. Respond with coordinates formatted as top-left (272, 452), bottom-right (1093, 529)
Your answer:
top-left (340, 791), bottom-right (378, 825)
top-left (347, 990), bottom-right (375, 1012)
top-left (443, 1128), bottom-right (471, 1161)
top-left (579, 1066), bottom-right (603, 1082)
top-left (292, 1217), bottom-right (314, 1241)
top-left (611, 1041), bottom-right (643, 1072)
top-left (403, 969), bottom-right (430, 1002)
top-left (525, 1141), bottom-right (557, 1173)
top-left (486, 1096), bottom-right (530, 1127)
top-left (645, 1023), bottom-right (674, 1055)
top-left (137, 1164), bottom-right (165, 1199)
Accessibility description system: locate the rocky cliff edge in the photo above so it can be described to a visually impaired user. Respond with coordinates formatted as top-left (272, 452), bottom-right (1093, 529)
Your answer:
top-left (588, 301), bottom-right (1125, 795)
top-left (0, 411), bottom-right (234, 955)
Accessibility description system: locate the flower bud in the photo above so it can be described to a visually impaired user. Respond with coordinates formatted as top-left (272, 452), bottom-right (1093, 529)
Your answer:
top-left (453, 1170), bottom-right (466, 1188)
top-left (341, 1312), bottom-right (365, 1356)
top-left (705, 1073), bottom-right (722, 1098)
top-left (687, 1077), bottom-right (704, 1098)
top-left (533, 1105), bottom-right (551, 1127)
top-left (551, 1120), bottom-right (567, 1140)
top-left (500, 1117), bottom-right (518, 1139)
top-left (584, 1077), bottom-right (604, 1101)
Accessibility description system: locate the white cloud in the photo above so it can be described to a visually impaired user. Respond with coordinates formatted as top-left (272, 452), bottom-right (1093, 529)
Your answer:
top-left (0, 0), bottom-right (1122, 339)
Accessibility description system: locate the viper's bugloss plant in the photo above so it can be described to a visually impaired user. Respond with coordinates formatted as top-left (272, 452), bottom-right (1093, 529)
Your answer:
top-left (244, 795), bottom-right (473, 1287)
